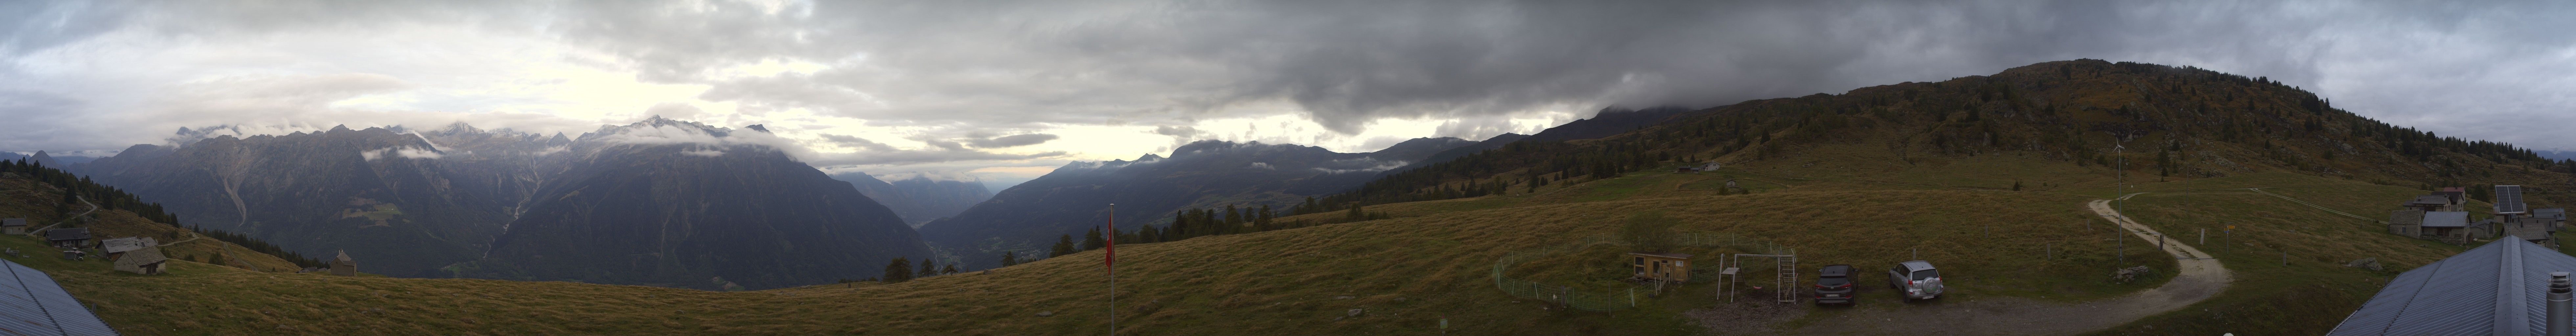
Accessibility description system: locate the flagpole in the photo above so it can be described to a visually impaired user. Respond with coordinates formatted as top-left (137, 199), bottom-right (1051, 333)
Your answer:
top-left (1107, 203), bottom-right (1117, 336)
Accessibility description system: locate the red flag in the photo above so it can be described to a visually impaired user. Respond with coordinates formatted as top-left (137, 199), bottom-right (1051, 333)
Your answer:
top-left (1104, 207), bottom-right (1116, 269)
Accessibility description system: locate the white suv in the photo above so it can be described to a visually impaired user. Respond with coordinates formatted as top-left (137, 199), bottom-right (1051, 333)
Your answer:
top-left (1886, 260), bottom-right (1944, 302)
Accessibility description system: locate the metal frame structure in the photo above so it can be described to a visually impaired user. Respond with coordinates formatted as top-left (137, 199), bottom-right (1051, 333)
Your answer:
top-left (1722, 253), bottom-right (1798, 304)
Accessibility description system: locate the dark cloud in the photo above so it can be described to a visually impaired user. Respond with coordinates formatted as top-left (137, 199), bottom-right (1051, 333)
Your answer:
top-left (5, 0), bottom-right (2576, 153)
top-left (967, 134), bottom-right (1056, 148)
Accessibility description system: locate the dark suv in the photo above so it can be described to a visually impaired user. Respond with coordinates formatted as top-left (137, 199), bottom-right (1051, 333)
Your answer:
top-left (1813, 264), bottom-right (1856, 305)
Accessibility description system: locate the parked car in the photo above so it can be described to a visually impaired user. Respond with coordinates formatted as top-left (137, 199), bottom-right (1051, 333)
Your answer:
top-left (1886, 260), bottom-right (1944, 302)
top-left (1813, 264), bottom-right (1856, 305)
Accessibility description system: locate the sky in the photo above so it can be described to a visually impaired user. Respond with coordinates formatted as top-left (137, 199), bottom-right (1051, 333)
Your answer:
top-left (3, 0), bottom-right (2572, 186)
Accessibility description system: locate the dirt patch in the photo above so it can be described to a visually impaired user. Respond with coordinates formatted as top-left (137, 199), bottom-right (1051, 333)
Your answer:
top-left (1685, 299), bottom-right (1806, 336)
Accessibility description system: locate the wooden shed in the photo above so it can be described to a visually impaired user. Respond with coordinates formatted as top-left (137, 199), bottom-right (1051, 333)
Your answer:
top-left (330, 250), bottom-right (358, 276)
top-left (114, 246), bottom-right (168, 275)
top-left (43, 228), bottom-right (89, 248)
top-left (0, 218), bottom-right (25, 235)
top-left (2388, 210), bottom-right (2425, 236)
top-left (2420, 211), bottom-right (2473, 244)
top-left (1629, 252), bottom-right (1693, 283)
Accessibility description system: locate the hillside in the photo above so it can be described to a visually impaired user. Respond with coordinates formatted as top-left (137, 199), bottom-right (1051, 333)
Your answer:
top-left (30, 148), bottom-right (2488, 335)
top-left (918, 137), bottom-right (1478, 270)
top-left (27, 59), bottom-right (2576, 335)
top-left (0, 165), bottom-right (307, 273)
top-left (1302, 59), bottom-right (2576, 217)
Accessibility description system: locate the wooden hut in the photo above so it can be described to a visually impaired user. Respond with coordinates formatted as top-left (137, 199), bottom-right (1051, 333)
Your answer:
top-left (43, 228), bottom-right (89, 248)
top-left (113, 247), bottom-right (168, 275)
top-left (2505, 217), bottom-right (2558, 247)
top-left (0, 218), bottom-right (25, 235)
top-left (2388, 210), bottom-right (2425, 236)
top-left (2420, 211), bottom-right (2473, 244)
top-left (1628, 252), bottom-right (1693, 283)
top-left (330, 250), bottom-right (357, 276)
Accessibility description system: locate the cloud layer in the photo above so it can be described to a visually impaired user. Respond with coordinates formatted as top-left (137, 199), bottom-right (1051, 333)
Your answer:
top-left (4, 0), bottom-right (2575, 176)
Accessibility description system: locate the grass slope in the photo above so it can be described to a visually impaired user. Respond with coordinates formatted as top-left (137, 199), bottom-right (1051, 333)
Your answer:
top-left (19, 132), bottom-right (2536, 335)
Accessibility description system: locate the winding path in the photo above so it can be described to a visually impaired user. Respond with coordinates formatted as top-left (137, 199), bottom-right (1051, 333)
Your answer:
top-left (21, 195), bottom-right (97, 236)
top-left (1786, 193), bottom-right (2233, 335)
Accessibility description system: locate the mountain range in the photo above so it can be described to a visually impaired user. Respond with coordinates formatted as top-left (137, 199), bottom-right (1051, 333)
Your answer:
top-left (837, 173), bottom-right (994, 227)
top-left (62, 118), bottom-right (931, 289)
top-left (916, 137), bottom-right (1481, 269)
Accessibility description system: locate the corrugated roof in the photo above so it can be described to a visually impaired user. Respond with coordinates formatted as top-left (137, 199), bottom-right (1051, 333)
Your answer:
top-left (2328, 238), bottom-right (2576, 335)
top-left (0, 219), bottom-right (23, 227)
top-left (97, 239), bottom-right (144, 254)
top-left (2421, 212), bottom-right (2471, 228)
top-left (0, 259), bottom-right (118, 336)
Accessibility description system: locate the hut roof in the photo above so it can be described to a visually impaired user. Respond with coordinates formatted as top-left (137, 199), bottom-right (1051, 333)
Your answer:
top-left (1628, 252), bottom-right (1693, 259)
top-left (116, 246), bottom-right (167, 267)
top-left (100, 237), bottom-right (149, 253)
top-left (0, 218), bottom-right (23, 227)
top-left (0, 259), bottom-right (119, 335)
top-left (43, 228), bottom-right (87, 242)
top-left (2535, 208), bottom-right (2567, 221)
top-left (2404, 195), bottom-right (2452, 206)
top-left (2389, 210), bottom-right (2426, 227)
top-left (2419, 211), bottom-right (2471, 228)
top-left (2328, 238), bottom-right (2576, 335)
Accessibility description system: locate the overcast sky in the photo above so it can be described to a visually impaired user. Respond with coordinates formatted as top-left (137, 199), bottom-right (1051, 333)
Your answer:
top-left (3, 0), bottom-right (2571, 184)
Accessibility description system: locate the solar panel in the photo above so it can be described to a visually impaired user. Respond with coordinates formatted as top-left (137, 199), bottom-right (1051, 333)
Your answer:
top-left (0, 260), bottom-right (117, 336)
top-left (2495, 185), bottom-right (2527, 215)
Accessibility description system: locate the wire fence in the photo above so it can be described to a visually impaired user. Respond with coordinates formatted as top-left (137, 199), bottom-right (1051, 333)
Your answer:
top-left (1490, 231), bottom-right (1790, 311)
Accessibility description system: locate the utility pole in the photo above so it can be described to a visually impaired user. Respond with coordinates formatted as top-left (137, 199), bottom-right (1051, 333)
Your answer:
top-left (2116, 138), bottom-right (2128, 219)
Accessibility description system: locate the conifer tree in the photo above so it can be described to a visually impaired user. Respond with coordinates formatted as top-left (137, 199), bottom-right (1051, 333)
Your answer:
top-left (1000, 251), bottom-right (1018, 266)
top-left (920, 259), bottom-right (937, 277)
top-left (882, 257), bottom-right (912, 283)
top-left (1081, 227), bottom-right (1105, 251)
top-left (1050, 234), bottom-right (1076, 258)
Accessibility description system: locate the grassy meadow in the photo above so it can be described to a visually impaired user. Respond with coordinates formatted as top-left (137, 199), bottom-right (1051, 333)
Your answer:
top-left (1, 142), bottom-right (2519, 335)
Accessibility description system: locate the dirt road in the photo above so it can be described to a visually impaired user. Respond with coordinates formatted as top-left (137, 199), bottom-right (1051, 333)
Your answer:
top-left (1782, 193), bottom-right (2233, 335)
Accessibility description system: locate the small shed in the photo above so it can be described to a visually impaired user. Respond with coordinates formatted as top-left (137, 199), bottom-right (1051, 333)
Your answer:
top-left (114, 246), bottom-right (169, 275)
top-left (2418, 211), bottom-right (2472, 244)
top-left (2503, 217), bottom-right (2555, 246)
top-left (43, 228), bottom-right (89, 248)
top-left (0, 218), bottom-right (25, 235)
top-left (1629, 252), bottom-right (1693, 283)
top-left (2386, 210), bottom-right (2424, 236)
top-left (2536, 208), bottom-right (2568, 230)
top-left (330, 250), bottom-right (358, 276)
